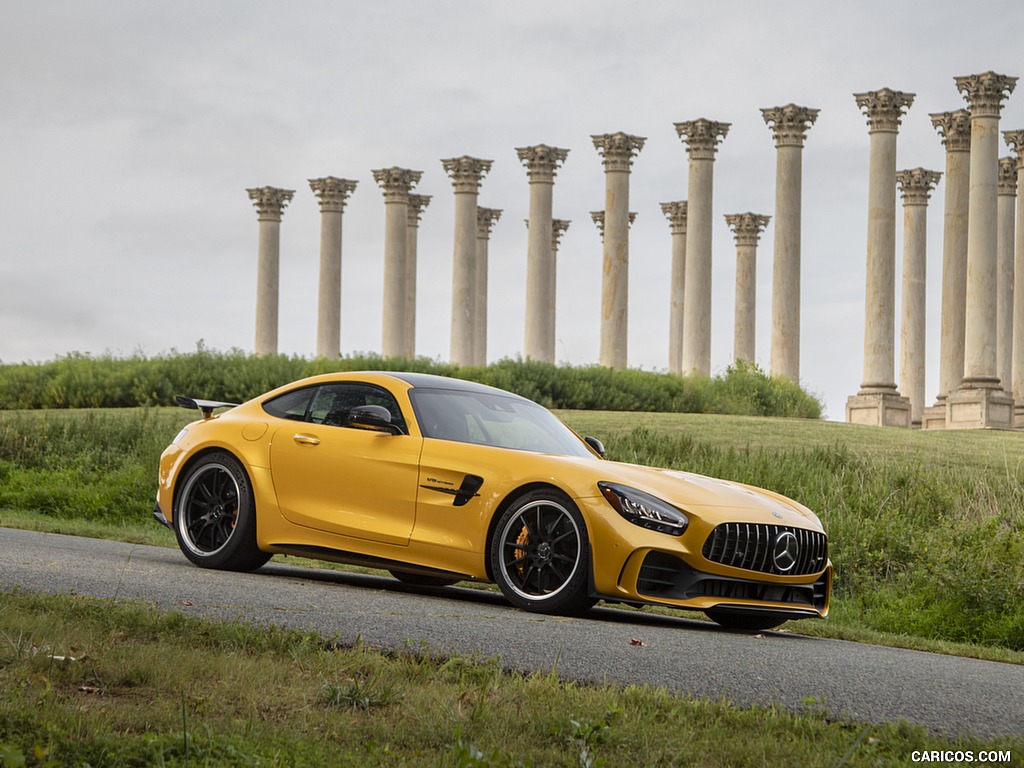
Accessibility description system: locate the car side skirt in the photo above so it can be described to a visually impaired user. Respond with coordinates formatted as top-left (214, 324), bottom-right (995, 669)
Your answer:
top-left (268, 543), bottom-right (474, 583)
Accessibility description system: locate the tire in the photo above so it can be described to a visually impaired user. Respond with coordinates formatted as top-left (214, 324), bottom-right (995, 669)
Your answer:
top-left (173, 452), bottom-right (270, 572)
top-left (388, 570), bottom-right (460, 588)
top-left (490, 489), bottom-right (596, 616)
top-left (705, 609), bottom-right (788, 632)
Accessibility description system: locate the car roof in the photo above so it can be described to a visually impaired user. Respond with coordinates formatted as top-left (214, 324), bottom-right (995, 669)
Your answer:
top-left (380, 371), bottom-right (527, 399)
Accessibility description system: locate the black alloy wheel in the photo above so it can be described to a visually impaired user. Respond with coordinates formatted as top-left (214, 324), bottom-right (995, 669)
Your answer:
top-left (491, 489), bottom-right (595, 616)
top-left (174, 452), bottom-right (270, 572)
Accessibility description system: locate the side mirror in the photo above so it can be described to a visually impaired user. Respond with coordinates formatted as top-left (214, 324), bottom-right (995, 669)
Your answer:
top-left (346, 404), bottom-right (403, 435)
top-left (584, 436), bottom-right (606, 458)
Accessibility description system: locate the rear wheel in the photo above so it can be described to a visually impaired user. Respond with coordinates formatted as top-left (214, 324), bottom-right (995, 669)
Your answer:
top-left (388, 570), bottom-right (460, 588)
top-left (174, 452), bottom-right (270, 572)
top-left (705, 609), bottom-right (788, 632)
top-left (490, 490), bottom-right (595, 616)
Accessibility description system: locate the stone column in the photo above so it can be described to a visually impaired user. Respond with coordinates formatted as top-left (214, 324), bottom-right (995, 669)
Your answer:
top-left (896, 168), bottom-right (942, 427)
top-left (1004, 130), bottom-right (1024, 422)
top-left (997, 156), bottom-right (1017, 394)
top-left (404, 194), bottom-right (431, 359)
top-left (922, 110), bottom-right (972, 429)
top-left (372, 167), bottom-right (422, 359)
top-left (591, 211), bottom-right (636, 237)
top-left (592, 132), bottom-right (645, 370)
top-left (947, 72), bottom-right (1018, 430)
top-left (442, 156), bottom-right (492, 365)
top-left (309, 177), bottom-right (357, 359)
top-left (676, 119), bottom-right (730, 377)
top-left (517, 144), bottom-right (569, 363)
top-left (761, 105), bottom-right (819, 382)
top-left (246, 186), bottom-right (295, 356)
top-left (474, 207), bottom-right (502, 366)
top-left (725, 213), bottom-right (770, 364)
top-left (660, 201), bottom-right (688, 374)
top-left (845, 89), bottom-right (914, 427)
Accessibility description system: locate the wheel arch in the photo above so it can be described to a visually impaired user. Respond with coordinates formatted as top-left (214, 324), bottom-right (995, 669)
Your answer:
top-left (171, 445), bottom-right (253, 521)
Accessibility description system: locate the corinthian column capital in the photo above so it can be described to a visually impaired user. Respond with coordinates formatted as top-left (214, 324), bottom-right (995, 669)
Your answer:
top-left (516, 144), bottom-right (569, 182)
top-left (591, 132), bottom-right (646, 171)
top-left (660, 201), bottom-right (688, 235)
top-left (761, 104), bottom-right (819, 147)
top-left (476, 207), bottom-right (502, 239)
top-left (999, 157), bottom-right (1018, 196)
top-left (1005, 130), bottom-right (1024, 170)
top-left (590, 211), bottom-right (636, 237)
top-left (674, 119), bottom-right (731, 160)
top-left (246, 186), bottom-right (295, 221)
top-left (955, 71), bottom-right (1018, 119)
top-left (407, 194), bottom-right (431, 226)
top-left (854, 88), bottom-right (915, 133)
top-left (930, 109), bottom-right (973, 152)
top-left (372, 167), bottom-right (422, 203)
top-left (725, 212), bottom-right (771, 246)
top-left (308, 177), bottom-right (357, 213)
top-left (552, 219), bottom-right (570, 251)
top-left (896, 168), bottom-right (943, 205)
top-left (442, 156), bottom-right (493, 193)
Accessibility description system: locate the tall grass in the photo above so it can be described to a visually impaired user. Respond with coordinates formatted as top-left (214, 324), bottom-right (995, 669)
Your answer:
top-left (0, 348), bottom-right (823, 418)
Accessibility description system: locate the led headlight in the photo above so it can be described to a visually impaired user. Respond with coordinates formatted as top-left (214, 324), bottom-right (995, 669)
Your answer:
top-left (598, 482), bottom-right (688, 536)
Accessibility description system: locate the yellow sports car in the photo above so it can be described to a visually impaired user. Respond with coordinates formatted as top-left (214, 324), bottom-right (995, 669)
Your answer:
top-left (155, 372), bottom-right (831, 631)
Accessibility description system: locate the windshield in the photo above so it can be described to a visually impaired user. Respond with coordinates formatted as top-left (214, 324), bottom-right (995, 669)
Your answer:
top-left (409, 388), bottom-right (592, 457)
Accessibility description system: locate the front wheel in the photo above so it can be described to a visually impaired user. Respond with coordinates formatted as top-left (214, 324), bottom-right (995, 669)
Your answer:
top-left (173, 452), bottom-right (270, 572)
top-left (490, 490), bottom-right (596, 616)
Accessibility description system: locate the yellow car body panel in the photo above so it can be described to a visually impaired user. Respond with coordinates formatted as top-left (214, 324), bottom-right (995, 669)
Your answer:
top-left (156, 371), bottom-right (831, 628)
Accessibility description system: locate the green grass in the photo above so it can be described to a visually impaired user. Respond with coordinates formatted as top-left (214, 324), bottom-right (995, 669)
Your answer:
top-left (1, 591), bottom-right (1020, 768)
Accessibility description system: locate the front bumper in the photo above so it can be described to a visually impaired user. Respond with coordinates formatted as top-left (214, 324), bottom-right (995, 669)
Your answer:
top-left (153, 502), bottom-right (172, 530)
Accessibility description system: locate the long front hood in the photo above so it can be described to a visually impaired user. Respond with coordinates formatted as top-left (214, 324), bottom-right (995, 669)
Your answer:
top-left (581, 460), bottom-right (823, 530)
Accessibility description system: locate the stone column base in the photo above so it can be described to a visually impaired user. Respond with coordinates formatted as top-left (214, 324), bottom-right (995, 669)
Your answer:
top-left (920, 402), bottom-right (947, 430)
top-left (845, 392), bottom-right (911, 427)
top-left (1016, 404), bottom-right (1024, 430)
top-left (945, 387), bottom-right (1015, 430)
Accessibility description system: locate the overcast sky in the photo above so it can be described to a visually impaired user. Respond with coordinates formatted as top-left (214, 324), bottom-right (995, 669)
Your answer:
top-left (3, 1), bottom-right (1023, 420)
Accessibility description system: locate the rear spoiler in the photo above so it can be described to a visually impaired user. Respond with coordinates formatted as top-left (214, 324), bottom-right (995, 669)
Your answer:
top-left (174, 395), bottom-right (239, 420)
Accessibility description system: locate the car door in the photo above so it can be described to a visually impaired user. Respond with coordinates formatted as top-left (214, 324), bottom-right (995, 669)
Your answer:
top-left (269, 382), bottom-right (421, 546)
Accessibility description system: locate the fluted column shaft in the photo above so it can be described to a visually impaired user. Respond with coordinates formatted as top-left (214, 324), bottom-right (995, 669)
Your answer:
top-left (247, 186), bottom-right (294, 356)
top-left (1005, 131), bottom-right (1024, 403)
top-left (762, 105), bottom-right (818, 382)
top-left (593, 133), bottom-right (645, 370)
top-left (518, 145), bottom-right (568, 363)
top-left (897, 169), bottom-right (941, 425)
top-left (443, 156), bottom-right (492, 365)
top-left (676, 120), bottom-right (729, 377)
top-left (997, 157), bottom-right (1017, 391)
top-left (475, 207), bottom-right (502, 366)
top-left (404, 194), bottom-right (431, 359)
top-left (726, 213), bottom-right (770, 364)
top-left (310, 177), bottom-right (357, 359)
top-left (660, 202), bottom-right (688, 373)
top-left (958, 73), bottom-right (1018, 388)
top-left (373, 167), bottom-right (421, 359)
top-left (855, 89), bottom-right (914, 393)
top-left (931, 110), bottom-right (972, 403)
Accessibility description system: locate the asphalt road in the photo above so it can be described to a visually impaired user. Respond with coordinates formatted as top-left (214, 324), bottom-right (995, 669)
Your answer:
top-left (2, 526), bottom-right (1021, 740)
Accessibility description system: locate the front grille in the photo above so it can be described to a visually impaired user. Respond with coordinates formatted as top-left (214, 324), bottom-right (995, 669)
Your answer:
top-left (702, 523), bottom-right (827, 576)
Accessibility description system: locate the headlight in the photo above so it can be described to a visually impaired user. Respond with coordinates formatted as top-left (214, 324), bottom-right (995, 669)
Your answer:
top-left (598, 482), bottom-right (688, 536)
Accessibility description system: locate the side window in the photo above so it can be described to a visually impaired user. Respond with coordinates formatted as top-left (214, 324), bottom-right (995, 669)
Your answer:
top-left (308, 383), bottom-right (408, 433)
top-left (262, 387), bottom-right (315, 421)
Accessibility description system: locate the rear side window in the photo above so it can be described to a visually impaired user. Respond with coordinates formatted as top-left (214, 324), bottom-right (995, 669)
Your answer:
top-left (262, 387), bottom-right (315, 421)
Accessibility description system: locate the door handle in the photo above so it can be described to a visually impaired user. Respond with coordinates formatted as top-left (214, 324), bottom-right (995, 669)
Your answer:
top-left (293, 434), bottom-right (321, 446)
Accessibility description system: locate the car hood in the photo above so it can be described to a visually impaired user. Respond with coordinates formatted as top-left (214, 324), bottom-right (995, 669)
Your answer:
top-left (580, 459), bottom-right (822, 530)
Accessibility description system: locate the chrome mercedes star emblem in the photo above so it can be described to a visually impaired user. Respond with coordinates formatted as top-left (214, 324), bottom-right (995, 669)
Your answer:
top-left (772, 531), bottom-right (799, 573)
